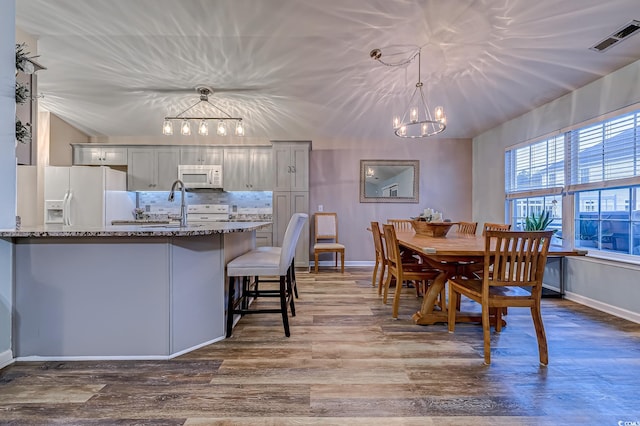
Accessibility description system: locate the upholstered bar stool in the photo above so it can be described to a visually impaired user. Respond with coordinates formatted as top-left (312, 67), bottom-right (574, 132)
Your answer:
top-left (226, 213), bottom-right (308, 338)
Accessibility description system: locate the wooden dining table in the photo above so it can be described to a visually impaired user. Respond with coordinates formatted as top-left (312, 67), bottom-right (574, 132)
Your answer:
top-left (395, 230), bottom-right (585, 326)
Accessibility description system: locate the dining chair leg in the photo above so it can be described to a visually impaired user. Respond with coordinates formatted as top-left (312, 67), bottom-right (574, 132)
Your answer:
top-left (372, 257), bottom-right (380, 288)
top-left (531, 304), bottom-right (549, 366)
top-left (448, 286), bottom-right (458, 332)
top-left (377, 263), bottom-right (386, 296)
top-left (391, 275), bottom-right (404, 318)
top-left (481, 302), bottom-right (491, 365)
top-left (314, 253), bottom-right (319, 273)
top-left (382, 274), bottom-right (393, 304)
top-left (340, 250), bottom-right (345, 273)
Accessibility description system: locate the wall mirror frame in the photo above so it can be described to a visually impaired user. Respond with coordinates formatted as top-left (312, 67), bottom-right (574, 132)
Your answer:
top-left (360, 159), bottom-right (419, 203)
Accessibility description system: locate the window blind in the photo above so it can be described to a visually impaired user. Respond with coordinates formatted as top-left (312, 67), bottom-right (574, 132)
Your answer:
top-left (567, 112), bottom-right (640, 193)
top-left (505, 135), bottom-right (564, 196)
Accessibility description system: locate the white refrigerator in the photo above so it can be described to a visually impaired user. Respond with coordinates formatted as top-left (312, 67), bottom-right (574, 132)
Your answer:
top-left (44, 166), bottom-right (135, 227)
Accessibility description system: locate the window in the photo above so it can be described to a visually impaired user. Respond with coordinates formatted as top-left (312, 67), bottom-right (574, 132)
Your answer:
top-left (505, 107), bottom-right (640, 259)
top-left (505, 135), bottom-right (565, 245)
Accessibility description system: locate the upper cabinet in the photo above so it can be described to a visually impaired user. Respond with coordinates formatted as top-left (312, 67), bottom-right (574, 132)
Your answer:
top-left (272, 141), bottom-right (310, 191)
top-left (73, 145), bottom-right (128, 166)
top-left (127, 147), bottom-right (180, 191)
top-left (179, 146), bottom-right (223, 165)
top-left (223, 147), bottom-right (273, 191)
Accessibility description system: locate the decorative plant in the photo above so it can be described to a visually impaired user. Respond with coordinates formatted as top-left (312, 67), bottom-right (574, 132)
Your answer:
top-left (524, 210), bottom-right (553, 231)
top-left (15, 43), bottom-right (31, 73)
top-left (15, 82), bottom-right (29, 104)
top-left (15, 43), bottom-right (34, 144)
top-left (16, 119), bottom-right (32, 144)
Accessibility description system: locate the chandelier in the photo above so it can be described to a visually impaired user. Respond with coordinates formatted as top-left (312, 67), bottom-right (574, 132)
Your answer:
top-left (162, 86), bottom-right (244, 137)
top-left (370, 47), bottom-right (446, 138)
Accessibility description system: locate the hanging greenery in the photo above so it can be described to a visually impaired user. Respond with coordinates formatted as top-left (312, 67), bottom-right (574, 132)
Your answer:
top-left (15, 82), bottom-right (29, 104)
top-left (15, 42), bottom-right (31, 73)
top-left (16, 119), bottom-right (32, 144)
top-left (16, 43), bottom-right (33, 144)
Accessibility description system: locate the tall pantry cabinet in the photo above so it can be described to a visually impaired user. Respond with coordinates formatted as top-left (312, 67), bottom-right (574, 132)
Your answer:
top-left (271, 141), bottom-right (310, 268)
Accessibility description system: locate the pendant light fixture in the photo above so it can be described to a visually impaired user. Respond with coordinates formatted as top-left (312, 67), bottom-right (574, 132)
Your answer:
top-left (370, 47), bottom-right (446, 138)
top-left (163, 86), bottom-right (244, 137)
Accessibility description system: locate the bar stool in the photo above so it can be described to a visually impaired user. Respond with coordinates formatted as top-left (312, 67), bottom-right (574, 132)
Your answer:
top-left (226, 213), bottom-right (308, 338)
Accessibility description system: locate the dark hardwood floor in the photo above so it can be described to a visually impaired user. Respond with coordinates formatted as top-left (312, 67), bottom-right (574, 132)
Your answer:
top-left (1, 267), bottom-right (640, 425)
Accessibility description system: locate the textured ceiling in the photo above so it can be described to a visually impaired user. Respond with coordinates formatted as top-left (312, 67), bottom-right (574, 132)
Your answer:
top-left (15, 0), bottom-right (640, 143)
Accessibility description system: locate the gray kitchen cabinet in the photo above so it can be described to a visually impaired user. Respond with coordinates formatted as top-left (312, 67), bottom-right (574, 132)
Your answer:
top-left (256, 223), bottom-right (273, 248)
top-left (272, 141), bottom-right (310, 191)
top-left (179, 146), bottom-right (223, 165)
top-left (273, 191), bottom-right (309, 267)
top-left (73, 145), bottom-right (128, 166)
top-left (223, 147), bottom-right (273, 191)
top-left (127, 147), bottom-right (180, 191)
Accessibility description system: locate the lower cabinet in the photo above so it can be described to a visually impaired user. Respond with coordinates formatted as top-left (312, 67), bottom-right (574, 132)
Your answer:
top-left (273, 191), bottom-right (309, 267)
top-left (256, 223), bottom-right (273, 248)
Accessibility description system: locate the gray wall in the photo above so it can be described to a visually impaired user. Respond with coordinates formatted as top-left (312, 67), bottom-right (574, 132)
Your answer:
top-left (310, 138), bottom-right (473, 262)
top-left (472, 59), bottom-right (640, 321)
top-left (1, 0), bottom-right (16, 365)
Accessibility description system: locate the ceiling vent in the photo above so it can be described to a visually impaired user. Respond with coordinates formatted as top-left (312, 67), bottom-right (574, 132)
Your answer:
top-left (590, 20), bottom-right (640, 52)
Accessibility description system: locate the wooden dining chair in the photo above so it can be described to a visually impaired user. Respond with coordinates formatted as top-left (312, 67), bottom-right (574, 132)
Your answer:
top-left (448, 230), bottom-right (554, 365)
top-left (387, 219), bottom-right (413, 232)
top-left (482, 222), bottom-right (511, 236)
top-left (456, 221), bottom-right (478, 235)
top-left (370, 221), bottom-right (388, 295)
top-left (313, 212), bottom-right (345, 273)
top-left (382, 224), bottom-right (442, 318)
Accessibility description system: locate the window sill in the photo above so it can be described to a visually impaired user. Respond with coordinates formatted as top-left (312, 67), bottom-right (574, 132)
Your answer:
top-left (572, 250), bottom-right (640, 270)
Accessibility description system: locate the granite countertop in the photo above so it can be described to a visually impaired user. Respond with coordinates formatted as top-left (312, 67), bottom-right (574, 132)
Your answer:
top-left (0, 221), bottom-right (272, 238)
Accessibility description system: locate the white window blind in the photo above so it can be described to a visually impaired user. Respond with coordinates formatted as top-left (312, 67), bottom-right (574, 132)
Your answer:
top-left (505, 135), bottom-right (564, 199)
top-left (567, 112), bottom-right (640, 193)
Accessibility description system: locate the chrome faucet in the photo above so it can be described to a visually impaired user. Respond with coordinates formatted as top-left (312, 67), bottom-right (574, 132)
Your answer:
top-left (168, 179), bottom-right (188, 227)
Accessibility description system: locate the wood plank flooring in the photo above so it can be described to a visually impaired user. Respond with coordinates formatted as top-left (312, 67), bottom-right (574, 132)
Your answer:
top-left (1, 267), bottom-right (640, 425)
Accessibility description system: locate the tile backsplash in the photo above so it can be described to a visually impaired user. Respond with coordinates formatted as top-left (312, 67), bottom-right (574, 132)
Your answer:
top-left (136, 191), bottom-right (272, 221)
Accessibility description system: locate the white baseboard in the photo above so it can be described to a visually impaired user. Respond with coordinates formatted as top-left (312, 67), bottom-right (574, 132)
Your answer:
top-left (0, 350), bottom-right (15, 370)
top-left (564, 291), bottom-right (640, 324)
top-left (16, 354), bottom-right (170, 362)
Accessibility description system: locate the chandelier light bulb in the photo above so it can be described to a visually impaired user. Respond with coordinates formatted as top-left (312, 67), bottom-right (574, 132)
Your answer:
top-left (162, 120), bottom-right (173, 135)
top-left (235, 121), bottom-right (244, 136)
top-left (217, 120), bottom-right (227, 136)
top-left (410, 107), bottom-right (419, 123)
top-left (393, 116), bottom-right (401, 129)
top-left (399, 125), bottom-right (407, 137)
top-left (198, 120), bottom-right (208, 136)
top-left (421, 123), bottom-right (428, 136)
top-left (435, 106), bottom-right (445, 122)
top-left (181, 120), bottom-right (191, 136)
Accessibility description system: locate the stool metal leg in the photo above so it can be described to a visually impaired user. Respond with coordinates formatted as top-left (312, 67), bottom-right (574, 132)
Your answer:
top-left (280, 275), bottom-right (290, 337)
top-left (226, 276), bottom-right (236, 338)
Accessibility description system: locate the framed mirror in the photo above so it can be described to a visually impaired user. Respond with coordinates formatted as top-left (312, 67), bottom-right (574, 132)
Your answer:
top-left (360, 160), bottom-right (419, 203)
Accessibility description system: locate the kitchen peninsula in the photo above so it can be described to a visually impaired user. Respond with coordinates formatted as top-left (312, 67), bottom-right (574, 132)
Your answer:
top-left (0, 221), bottom-right (269, 360)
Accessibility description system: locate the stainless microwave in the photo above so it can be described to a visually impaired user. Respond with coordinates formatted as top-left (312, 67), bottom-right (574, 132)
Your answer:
top-left (178, 164), bottom-right (223, 189)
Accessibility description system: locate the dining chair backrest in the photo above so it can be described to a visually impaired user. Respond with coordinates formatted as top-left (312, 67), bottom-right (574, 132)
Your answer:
top-left (280, 213), bottom-right (308, 272)
top-left (457, 221), bottom-right (478, 235)
top-left (382, 224), bottom-right (402, 271)
top-left (315, 212), bottom-right (339, 243)
top-left (483, 230), bottom-right (553, 289)
top-left (388, 219), bottom-right (413, 232)
top-left (482, 222), bottom-right (511, 236)
top-left (371, 221), bottom-right (385, 259)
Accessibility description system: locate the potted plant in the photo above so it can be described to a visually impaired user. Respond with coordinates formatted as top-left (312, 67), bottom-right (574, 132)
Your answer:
top-left (524, 210), bottom-right (553, 231)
